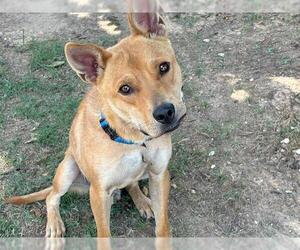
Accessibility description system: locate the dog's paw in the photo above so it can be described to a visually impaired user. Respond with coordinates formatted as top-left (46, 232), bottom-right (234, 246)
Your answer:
top-left (45, 238), bottom-right (66, 250)
top-left (45, 213), bottom-right (66, 238)
top-left (135, 196), bottom-right (153, 219)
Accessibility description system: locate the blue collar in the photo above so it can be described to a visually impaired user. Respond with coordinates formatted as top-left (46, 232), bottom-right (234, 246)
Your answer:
top-left (99, 115), bottom-right (135, 145)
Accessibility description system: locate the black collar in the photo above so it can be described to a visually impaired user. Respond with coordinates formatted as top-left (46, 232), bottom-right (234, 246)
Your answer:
top-left (99, 115), bottom-right (146, 147)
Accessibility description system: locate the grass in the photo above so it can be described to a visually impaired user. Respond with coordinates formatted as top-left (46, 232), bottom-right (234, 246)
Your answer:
top-left (223, 188), bottom-right (242, 201)
top-left (242, 13), bottom-right (265, 32)
top-left (169, 143), bottom-right (207, 177)
top-left (0, 39), bottom-right (84, 237)
top-left (173, 13), bottom-right (200, 29)
top-left (29, 40), bottom-right (64, 71)
top-left (200, 122), bottom-right (234, 141)
top-left (278, 118), bottom-right (300, 159)
top-left (210, 167), bottom-right (229, 185)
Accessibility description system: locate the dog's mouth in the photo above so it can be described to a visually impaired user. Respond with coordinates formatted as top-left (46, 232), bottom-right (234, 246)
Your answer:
top-left (163, 113), bottom-right (186, 134)
top-left (141, 113), bottom-right (186, 140)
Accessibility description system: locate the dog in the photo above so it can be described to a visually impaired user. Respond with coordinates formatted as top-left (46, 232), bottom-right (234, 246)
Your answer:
top-left (6, 0), bottom-right (186, 238)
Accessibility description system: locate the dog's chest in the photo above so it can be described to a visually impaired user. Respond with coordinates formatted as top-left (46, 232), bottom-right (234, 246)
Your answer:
top-left (120, 145), bottom-right (170, 171)
top-left (104, 143), bottom-right (171, 192)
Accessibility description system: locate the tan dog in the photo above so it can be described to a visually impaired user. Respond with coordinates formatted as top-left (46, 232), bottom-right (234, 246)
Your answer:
top-left (6, 0), bottom-right (186, 238)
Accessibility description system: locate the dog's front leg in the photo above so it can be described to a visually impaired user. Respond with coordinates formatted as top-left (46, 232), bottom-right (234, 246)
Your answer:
top-left (149, 169), bottom-right (170, 237)
top-left (89, 185), bottom-right (112, 237)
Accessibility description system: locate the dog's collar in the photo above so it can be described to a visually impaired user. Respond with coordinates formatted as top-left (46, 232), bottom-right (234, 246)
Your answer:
top-left (99, 114), bottom-right (146, 146)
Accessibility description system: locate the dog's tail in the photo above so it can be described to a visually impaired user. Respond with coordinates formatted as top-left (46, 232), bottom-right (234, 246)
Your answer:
top-left (5, 186), bottom-right (53, 205)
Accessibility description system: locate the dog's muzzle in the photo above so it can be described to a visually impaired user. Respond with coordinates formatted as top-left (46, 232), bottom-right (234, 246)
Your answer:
top-left (153, 102), bottom-right (175, 125)
top-left (162, 113), bottom-right (186, 134)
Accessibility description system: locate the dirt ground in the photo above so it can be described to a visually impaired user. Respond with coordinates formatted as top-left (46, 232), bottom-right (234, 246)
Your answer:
top-left (0, 13), bottom-right (299, 237)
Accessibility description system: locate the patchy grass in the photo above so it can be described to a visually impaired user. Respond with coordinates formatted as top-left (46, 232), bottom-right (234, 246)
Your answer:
top-left (0, 62), bottom-right (7, 79)
top-left (242, 13), bottom-right (266, 32)
top-left (0, 39), bottom-right (84, 237)
top-left (278, 118), bottom-right (300, 161)
top-left (209, 167), bottom-right (229, 185)
top-left (173, 13), bottom-right (200, 28)
top-left (169, 142), bottom-right (208, 179)
top-left (200, 122), bottom-right (235, 141)
top-left (29, 40), bottom-right (64, 71)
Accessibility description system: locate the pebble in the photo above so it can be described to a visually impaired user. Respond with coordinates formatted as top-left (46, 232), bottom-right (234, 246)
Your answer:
top-left (203, 39), bottom-right (210, 43)
top-left (171, 183), bottom-right (177, 189)
top-left (281, 138), bottom-right (290, 144)
top-left (285, 190), bottom-right (293, 194)
top-left (293, 149), bottom-right (300, 155)
top-left (191, 189), bottom-right (196, 194)
top-left (218, 53), bottom-right (225, 57)
top-left (211, 164), bottom-right (216, 169)
top-left (254, 178), bottom-right (263, 184)
top-left (208, 151), bottom-right (215, 156)
top-left (231, 89), bottom-right (250, 103)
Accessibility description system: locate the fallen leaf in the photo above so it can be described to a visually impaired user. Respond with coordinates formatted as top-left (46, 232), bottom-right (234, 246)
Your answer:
top-left (48, 61), bottom-right (65, 68)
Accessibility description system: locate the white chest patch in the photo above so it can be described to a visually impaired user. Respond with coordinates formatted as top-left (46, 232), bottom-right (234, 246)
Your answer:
top-left (145, 146), bottom-right (172, 174)
top-left (102, 136), bottom-right (172, 193)
top-left (103, 150), bottom-right (147, 193)
top-left (120, 150), bottom-right (143, 169)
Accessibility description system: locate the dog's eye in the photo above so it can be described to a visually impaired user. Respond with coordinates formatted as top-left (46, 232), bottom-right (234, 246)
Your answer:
top-left (119, 84), bottom-right (133, 95)
top-left (159, 62), bottom-right (170, 76)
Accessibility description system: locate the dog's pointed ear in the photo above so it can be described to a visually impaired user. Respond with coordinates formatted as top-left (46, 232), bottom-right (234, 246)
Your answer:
top-left (65, 42), bottom-right (112, 84)
top-left (127, 0), bottom-right (166, 37)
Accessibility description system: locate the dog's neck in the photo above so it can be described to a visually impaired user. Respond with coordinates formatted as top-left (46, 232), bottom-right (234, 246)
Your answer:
top-left (86, 86), bottom-right (148, 144)
top-left (103, 113), bottom-right (147, 144)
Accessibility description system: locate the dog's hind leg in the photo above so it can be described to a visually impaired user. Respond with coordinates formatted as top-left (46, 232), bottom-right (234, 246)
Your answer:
top-left (45, 152), bottom-right (79, 238)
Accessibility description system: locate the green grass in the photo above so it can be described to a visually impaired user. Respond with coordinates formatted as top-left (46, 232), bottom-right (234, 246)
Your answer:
top-left (200, 122), bottom-right (235, 141)
top-left (280, 56), bottom-right (292, 65)
top-left (29, 40), bottom-right (65, 71)
top-left (243, 13), bottom-right (265, 32)
top-left (210, 167), bottom-right (229, 185)
top-left (0, 63), bottom-right (7, 79)
top-left (173, 13), bottom-right (200, 28)
top-left (0, 39), bottom-right (84, 237)
top-left (169, 143), bottom-right (207, 177)
top-left (195, 64), bottom-right (204, 77)
top-left (223, 188), bottom-right (242, 201)
top-left (278, 118), bottom-right (300, 155)
top-left (0, 113), bottom-right (4, 128)
top-left (199, 100), bottom-right (210, 110)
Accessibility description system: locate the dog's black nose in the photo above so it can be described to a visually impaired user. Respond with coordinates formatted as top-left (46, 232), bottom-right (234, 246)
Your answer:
top-left (153, 103), bottom-right (175, 124)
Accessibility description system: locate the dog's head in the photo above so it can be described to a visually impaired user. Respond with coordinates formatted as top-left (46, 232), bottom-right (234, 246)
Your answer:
top-left (65, 0), bottom-right (186, 141)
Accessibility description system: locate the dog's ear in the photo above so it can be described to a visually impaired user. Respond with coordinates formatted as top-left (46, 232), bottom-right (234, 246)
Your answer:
top-left (127, 0), bottom-right (166, 37)
top-left (65, 42), bottom-right (112, 84)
